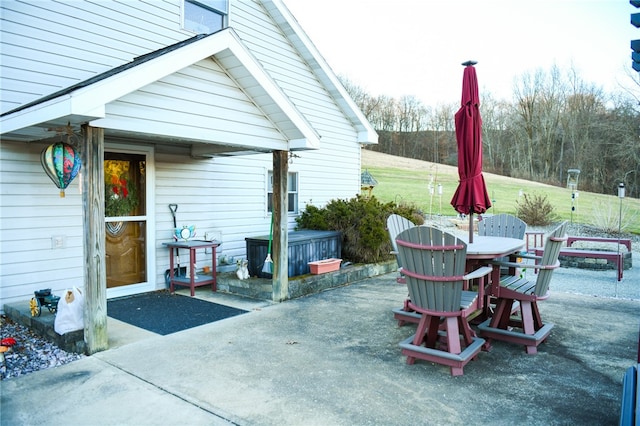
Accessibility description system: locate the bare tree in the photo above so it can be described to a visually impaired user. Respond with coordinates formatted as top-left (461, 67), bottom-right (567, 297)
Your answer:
top-left (342, 68), bottom-right (639, 198)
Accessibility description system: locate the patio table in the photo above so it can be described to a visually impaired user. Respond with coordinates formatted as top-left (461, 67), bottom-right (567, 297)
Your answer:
top-left (461, 235), bottom-right (525, 274)
top-left (462, 235), bottom-right (526, 261)
top-left (391, 235), bottom-right (525, 327)
top-left (460, 235), bottom-right (526, 319)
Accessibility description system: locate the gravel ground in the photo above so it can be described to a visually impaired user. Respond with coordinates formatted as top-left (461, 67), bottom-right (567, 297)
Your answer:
top-left (0, 315), bottom-right (85, 381)
top-left (1, 220), bottom-right (636, 381)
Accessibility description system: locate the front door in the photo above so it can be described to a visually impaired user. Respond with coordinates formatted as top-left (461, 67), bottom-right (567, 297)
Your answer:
top-left (105, 146), bottom-right (154, 297)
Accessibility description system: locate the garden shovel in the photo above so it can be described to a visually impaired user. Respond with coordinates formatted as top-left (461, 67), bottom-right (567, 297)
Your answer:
top-left (164, 204), bottom-right (186, 284)
top-left (169, 204), bottom-right (180, 271)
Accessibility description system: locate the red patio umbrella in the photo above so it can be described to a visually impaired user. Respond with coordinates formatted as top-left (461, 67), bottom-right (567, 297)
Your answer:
top-left (450, 61), bottom-right (491, 243)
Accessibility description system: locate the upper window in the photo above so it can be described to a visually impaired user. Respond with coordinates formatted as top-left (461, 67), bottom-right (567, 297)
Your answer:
top-left (183, 0), bottom-right (228, 34)
top-left (268, 171), bottom-right (298, 214)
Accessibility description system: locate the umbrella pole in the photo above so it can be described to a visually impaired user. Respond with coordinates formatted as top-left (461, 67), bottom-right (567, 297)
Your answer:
top-left (469, 212), bottom-right (474, 243)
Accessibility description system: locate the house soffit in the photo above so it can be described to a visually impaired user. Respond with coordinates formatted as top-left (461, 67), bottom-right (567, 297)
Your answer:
top-left (0, 28), bottom-right (319, 153)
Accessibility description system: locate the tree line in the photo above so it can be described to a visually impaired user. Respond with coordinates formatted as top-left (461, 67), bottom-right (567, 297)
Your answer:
top-left (342, 66), bottom-right (640, 198)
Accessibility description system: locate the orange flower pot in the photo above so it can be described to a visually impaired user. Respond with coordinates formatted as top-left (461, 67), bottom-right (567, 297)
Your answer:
top-left (308, 258), bottom-right (342, 274)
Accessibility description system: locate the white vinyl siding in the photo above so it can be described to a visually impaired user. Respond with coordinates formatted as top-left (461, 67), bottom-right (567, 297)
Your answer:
top-left (0, 0), bottom-right (368, 306)
top-left (232, 0), bottom-right (361, 202)
top-left (0, 0), bottom-right (188, 113)
top-left (0, 141), bottom-right (85, 304)
top-left (102, 60), bottom-right (287, 147)
top-left (153, 151), bottom-right (273, 288)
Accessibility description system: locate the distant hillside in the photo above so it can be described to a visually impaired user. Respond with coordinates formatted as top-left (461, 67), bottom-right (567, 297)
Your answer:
top-left (361, 149), bottom-right (552, 189)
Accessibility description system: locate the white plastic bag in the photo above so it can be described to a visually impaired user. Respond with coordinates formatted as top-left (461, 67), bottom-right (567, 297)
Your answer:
top-left (54, 287), bottom-right (84, 335)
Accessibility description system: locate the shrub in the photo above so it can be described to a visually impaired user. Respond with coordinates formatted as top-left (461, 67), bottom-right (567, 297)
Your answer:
top-left (295, 195), bottom-right (424, 264)
top-left (516, 192), bottom-right (558, 226)
top-left (589, 200), bottom-right (638, 234)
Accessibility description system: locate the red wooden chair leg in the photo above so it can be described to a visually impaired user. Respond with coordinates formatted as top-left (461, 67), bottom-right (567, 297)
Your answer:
top-left (425, 316), bottom-right (440, 348)
top-left (519, 301), bottom-right (539, 354)
top-left (450, 366), bottom-right (464, 376)
top-left (490, 298), bottom-right (512, 329)
top-left (413, 314), bottom-right (429, 346)
top-left (531, 301), bottom-right (544, 330)
top-left (459, 317), bottom-right (474, 346)
top-left (520, 301), bottom-right (535, 334)
top-left (445, 317), bottom-right (462, 354)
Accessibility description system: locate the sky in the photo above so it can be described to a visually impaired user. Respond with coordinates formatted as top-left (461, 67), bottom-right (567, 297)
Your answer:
top-left (283, 0), bottom-right (638, 106)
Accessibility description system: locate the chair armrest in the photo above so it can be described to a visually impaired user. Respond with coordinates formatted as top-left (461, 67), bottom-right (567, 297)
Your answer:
top-left (491, 253), bottom-right (541, 269)
top-left (463, 266), bottom-right (493, 310)
top-left (490, 259), bottom-right (560, 271)
top-left (517, 252), bottom-right (542, 261)
top-left (463, 265), bottom-right (493, 280)
top-left (490, 260), bottom-right (523, 269)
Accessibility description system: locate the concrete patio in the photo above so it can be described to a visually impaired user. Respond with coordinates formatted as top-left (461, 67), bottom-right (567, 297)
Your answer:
top-left (1, 257), bottom-right (639, 425)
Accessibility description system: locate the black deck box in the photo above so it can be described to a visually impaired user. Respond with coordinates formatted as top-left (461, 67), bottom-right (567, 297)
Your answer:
top-left (246, 230), bottom-right (342, 278)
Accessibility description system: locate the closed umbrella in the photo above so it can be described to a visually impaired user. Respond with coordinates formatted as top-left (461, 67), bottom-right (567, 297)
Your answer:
top-left (450, 61), bottom-right (491, 243)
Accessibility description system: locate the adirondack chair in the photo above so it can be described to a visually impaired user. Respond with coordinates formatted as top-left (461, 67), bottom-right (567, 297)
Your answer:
top-left (478, 213), bottom-right (527, 265)
top-left (476, 213), bottom-right (528, 314)
top-left (478, 221), bottom-right (568, 354)
top-left (395, 226), bottom-right (493, 376)
top-left (478, 213), bottom-right (527, 239)
top-left (386, 214), bottom-right (416, 283)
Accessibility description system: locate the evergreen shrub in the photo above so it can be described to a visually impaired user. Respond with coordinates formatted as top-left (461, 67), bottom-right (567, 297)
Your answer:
top-left (295, 195), bottom-right (424, 264)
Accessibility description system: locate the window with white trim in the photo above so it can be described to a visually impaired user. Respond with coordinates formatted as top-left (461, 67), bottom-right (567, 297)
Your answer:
top-left (183, 0), bottom-right (228, 34)
top-left (268, 171), bottom-right (298, 214)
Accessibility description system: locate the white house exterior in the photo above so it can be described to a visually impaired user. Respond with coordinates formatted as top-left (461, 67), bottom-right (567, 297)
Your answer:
top-left (0, 0), bottom-right (377, 313)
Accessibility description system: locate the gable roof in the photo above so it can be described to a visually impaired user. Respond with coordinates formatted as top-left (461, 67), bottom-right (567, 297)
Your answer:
top-left (1, 34), bottom-right (211, 118)
top-left (0, 28), bottom-right (320, 153)
top-left (264, 0), bottom-right (377, 144)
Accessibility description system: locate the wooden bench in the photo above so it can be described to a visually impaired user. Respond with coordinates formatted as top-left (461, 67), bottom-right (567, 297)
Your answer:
top-left (566, 236), bottom-right (632, 252)
top-left (619, 364), bottom-right (639, 426)
top-left (533, 247), bottom-right (624, 281)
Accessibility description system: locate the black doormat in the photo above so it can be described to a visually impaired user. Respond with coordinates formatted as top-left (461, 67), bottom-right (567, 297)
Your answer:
top-left (107, 291), bottom-right (247, 335)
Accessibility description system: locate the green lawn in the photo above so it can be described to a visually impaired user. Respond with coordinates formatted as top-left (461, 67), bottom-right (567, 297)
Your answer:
top-left (362, 154), bottom-right (640, 234)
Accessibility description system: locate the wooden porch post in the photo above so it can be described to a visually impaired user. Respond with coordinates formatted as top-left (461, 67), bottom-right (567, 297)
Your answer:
top-left (81, 124), bottom-right (108, 354)
top-left (272, 150), bottom-right (289, 302)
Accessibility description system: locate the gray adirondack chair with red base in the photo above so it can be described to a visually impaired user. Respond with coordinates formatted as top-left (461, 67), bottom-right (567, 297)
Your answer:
top-left (478, 213), bottom-right (527, 270)
top-left (478, 221), bottom-right (568, 354)
top-left (386, 213), bottom-right (416, 284)
top-left (387, 214), bottom-right (420, 325)
top-left (477, 213), bottom-right (527, 240)
top-left (476, 213), bottom-right (528, 314)
top-left (395, 226), bottom-right (492, 376)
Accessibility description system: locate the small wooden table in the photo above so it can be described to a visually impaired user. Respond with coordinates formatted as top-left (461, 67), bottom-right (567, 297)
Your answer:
top-left (163, 240), bottom-right (220, 296)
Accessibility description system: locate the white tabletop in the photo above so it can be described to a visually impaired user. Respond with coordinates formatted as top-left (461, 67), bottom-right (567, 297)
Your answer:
top-left (460, 236), bottom-right (525, 259)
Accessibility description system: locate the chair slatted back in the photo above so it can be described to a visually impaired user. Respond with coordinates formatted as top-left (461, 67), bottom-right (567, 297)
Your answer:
top-left (478, 213), bottom-right (527, 240)
top-left (387, 214), bottom-right (416, 268)
top-left (534, 221), bottom-right (568, 296)
top-left (396, 226), bottom-right (467, 313)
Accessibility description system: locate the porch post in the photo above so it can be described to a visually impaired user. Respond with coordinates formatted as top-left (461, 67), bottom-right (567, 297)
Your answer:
top-left (272, 150), bottom-right (289, 302)
top-left (81, 124), bottom-right (108, 353)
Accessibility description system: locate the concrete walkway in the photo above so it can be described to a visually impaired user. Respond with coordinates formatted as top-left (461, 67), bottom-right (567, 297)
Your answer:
top-left (2, 257), bottom-right (639, 425)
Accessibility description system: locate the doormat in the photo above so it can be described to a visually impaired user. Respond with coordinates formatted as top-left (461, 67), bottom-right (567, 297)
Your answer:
top-left (107, 291), bottom-right (247, 335)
